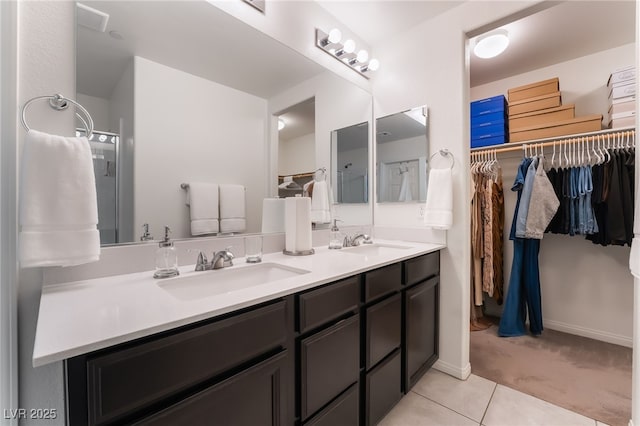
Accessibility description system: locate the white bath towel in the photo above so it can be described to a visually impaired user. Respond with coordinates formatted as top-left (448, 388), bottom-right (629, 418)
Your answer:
top-left (19, 130), bottom-right (100, 267)
top-left (186, 182), bottom-right (219, 236)
top-left (220, 218), bottom-right (247, 234)
top-left (219, 184), bottom-right (246, 232)
top-left (423, 168), bottom-right (453, 230)
top-left (310, 180), bottom-right (331, 224)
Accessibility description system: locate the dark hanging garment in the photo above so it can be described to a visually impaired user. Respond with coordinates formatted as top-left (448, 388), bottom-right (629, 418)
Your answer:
top-left (620, 149), bottom-right (633, 246)
top-left (607, 150), bottom-right (626, 245)
top-left (545, 168), bottom-right (564, 234)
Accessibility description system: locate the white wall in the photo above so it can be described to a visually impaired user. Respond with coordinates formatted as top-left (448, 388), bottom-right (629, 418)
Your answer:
top-left (110, 58), bottom-right (134, 243)
top-left (471, 44), bottom-right (636, 346)
top-left (372, 1), bottom-right (548, 379)
top-left (76, 93), bottom-right (110, 132)
top-left (16, 2), bottom-right (73, 424)
top-left (269, 71), bottom-right (373, 226)
top-left (279, 132), bottom-right (315, 176)
top-left (1, 1), bottom-right (18, 422)
top-left (134, 56), bottom-right (267, 239)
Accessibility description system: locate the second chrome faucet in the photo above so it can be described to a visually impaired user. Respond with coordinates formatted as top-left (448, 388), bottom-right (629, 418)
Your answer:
top-left (195, 247), bottom-right (235, 271)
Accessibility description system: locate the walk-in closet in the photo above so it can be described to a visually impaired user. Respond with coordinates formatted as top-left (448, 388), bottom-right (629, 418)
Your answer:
top-left (467, 2), bottom-right (636, 425)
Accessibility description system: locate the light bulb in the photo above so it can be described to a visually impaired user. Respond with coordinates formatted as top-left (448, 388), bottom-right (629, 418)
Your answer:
top-left (343, 39), bottom-right (355, 54)
top-left (367, 59), bottom-right (380, 71)
top-left (356, 49), bottom-right (369, 63)
top-left (328, 28), bottom-right (342, 44)
top-left (278, 119), bottom-right (285, 131)
top-left (473, 29), bottom-right (509, 59)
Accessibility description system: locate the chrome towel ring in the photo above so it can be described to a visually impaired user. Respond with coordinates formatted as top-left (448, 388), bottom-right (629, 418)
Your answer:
top-left (429, 148), bottom-right (455, 170)
top-left (21, 94), bottom-right (94, 138)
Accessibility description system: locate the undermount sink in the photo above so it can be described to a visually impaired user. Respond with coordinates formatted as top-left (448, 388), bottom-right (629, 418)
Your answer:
top-left (342, 243), bottom-right (412, 256)
top-left (157, 262), bottom-right (310, 301)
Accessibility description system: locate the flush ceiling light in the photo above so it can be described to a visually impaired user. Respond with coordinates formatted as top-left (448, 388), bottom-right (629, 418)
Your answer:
top-left (315, 28), bottom-right (379, 79)
top-left (473, 29), bottom-right (509, 59)
top-left (278, 119), bottom-right (286, 131)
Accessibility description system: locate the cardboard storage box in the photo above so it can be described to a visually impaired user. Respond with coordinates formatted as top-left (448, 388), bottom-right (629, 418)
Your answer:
top-left (508, 92), bottom-right (562, 116)
top-left (509, 114), bottom-right (602, 143)
top-left (609, 99), bottom-right (636, 115)
top-left (607, 66), bottom-right (636, 87)
top-left (609, 82), bottom-right (636, 100)
top-left (610, 116), bottom-right (636, 129)
top-left (507, 78), bottom-right (559, 102)
top-left (471, 95), bottom-right (507, 118)
top-left (509, 104), bottom-right (575, 130)
top-left (471, 133), bottom-right (507, 148)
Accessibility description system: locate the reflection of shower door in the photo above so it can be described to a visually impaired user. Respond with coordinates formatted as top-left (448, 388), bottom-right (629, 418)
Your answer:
top-left (77, 129), bottom-right (119, 244)
top-left (338, 169), bottom-right (367, 203)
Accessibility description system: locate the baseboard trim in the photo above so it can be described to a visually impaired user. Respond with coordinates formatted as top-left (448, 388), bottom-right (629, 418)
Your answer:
top-left (544, 319), bottom-right (632, 348)
top-left (433, 359), bottom-right (471, 380)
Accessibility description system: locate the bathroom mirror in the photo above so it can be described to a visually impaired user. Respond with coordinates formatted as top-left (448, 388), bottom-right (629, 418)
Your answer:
top-left (76, 1), bottom-right (372, 245)
top-left (376, 106), bottom-right (429, 203)
top-left (331, 122), bottom-right (369, 204)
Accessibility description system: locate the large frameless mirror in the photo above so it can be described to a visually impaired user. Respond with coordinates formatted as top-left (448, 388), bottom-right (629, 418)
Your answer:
top-left (376, 106), bottom-right (429, 203)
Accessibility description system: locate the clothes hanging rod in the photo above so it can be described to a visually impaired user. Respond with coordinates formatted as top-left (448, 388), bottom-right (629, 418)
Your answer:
top-left (471, 127), bottom-right (635, 154)
top-left (279, 167), bottom-right (326, 179)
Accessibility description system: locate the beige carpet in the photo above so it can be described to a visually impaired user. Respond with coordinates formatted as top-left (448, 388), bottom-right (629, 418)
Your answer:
top-left (470, 323), bottom-right (632, 426)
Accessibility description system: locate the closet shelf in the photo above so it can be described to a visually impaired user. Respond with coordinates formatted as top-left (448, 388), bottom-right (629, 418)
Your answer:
top-left (470, 126), bottom-right (635, 153)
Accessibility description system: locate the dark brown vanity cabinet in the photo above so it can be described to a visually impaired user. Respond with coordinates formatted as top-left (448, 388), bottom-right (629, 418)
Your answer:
top-left (296, 277), bottom-right (360, 424)
top-left (403, 252), bottom-right (440, 392)
top-left (363, 265), bottom-right (402, 425)
top-left (66, 300), bottom-right (290, 425)
top-left (66, 251), bottom-right (440, 426)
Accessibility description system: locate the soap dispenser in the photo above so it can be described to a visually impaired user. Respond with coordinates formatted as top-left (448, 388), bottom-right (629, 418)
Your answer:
top-left (329, 219), bottom-right (343, 250)
top-left (154, 226), bottom-right (179, 278)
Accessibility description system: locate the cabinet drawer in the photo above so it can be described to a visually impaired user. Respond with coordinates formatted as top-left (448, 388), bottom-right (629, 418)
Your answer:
top-left (86, 301), bottom-right (286, 425)
top-left (404, 252), bottom-right (440, 286)
top-left (366, 350), bottom-right (402, 426)
top-left (364, 263), bottom-right (401, 303)
top-left (305, 383), bottom-right (359, 426)
top-left (300, 315), bottom-right (360, 421)
top-left (298, 276), bottom-right (359, 333)
top-left (135, 351), bottom-right (287, 426)
top-left (366, 294), bottom-right (401, 370)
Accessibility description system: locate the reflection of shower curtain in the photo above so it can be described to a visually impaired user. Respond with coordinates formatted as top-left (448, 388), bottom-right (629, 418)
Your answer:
top-left (398, 171), bottom-right (412, 202)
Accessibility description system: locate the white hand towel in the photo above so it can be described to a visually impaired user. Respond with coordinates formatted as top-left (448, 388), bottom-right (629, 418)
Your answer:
top-left (19, 130), bottom-right (100, 267)
top-left (310, 180), bottom-right (331, 224)
top-left (186, 182), bottom-right (219, 236)
top-left (423, 168), bottom-right (453, 230)
top-left (219, 184), bottom-right (246, 233)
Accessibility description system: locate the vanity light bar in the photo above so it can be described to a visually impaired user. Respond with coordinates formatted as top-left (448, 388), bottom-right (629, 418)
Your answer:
top-left (315, 29), bottom-right (379, 79)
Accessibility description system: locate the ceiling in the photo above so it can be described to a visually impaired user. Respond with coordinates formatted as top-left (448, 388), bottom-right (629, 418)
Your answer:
top-left (316, 0), bottom-right (464, 46)
top-left (470, 1), bottom-right (636, 87)
top-left (336, 121), bottom-right (369, 152)
top-left (376, 111), bottom-right (426, 144)
top-left (278, 98), bottom-right (316, 142)
top-left (76, 1), bottom-right (325, 100)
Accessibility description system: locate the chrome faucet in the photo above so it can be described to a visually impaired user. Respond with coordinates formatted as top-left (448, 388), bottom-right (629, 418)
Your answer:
top-left (194, 251), bottom-right (208, 271)
top-left (344, 233), bottom-right (373, 247)
top-left (211, 247), bottom-right (235, 270)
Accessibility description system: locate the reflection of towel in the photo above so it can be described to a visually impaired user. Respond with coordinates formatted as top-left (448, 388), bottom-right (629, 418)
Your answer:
top-left (423, 168), bottom-right (452, 230)
top-left (186, 182), bottom-right (219, 236)
top-left (19, 130), bottom-right (100, 267)
top-left (398, 171), bottom-right (412, 202)
top-left (310, 180), bottom-right (331, 223)
top-left (220, 184), bottom-right (246, 233)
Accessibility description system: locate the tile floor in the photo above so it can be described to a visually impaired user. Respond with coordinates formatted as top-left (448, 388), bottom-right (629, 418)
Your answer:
top-left (380, 369), bottom-right (612, 426)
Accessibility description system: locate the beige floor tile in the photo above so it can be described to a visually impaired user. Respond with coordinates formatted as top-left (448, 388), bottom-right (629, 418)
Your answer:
top-left (483, 385), bottom-right (595, 426)
top-left (379, 392), bottom-right (479, 426)
top-left (411, 369), bottom-right (496, 422)
top-left (596, 422), bottom-right (611, 426)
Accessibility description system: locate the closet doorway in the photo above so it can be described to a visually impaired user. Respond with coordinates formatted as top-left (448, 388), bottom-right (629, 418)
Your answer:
top-left (467, 2), bottom-right (635, 425)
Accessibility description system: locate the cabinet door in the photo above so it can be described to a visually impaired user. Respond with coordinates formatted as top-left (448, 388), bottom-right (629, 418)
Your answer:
top-left (366, 293), bottom-right (401, 370)
top-left (300, 315), bottom-right (359, 421)
top-left (135, 351), bottom-right (287, 426)
top-left (365, 349), bottom-right (401, 426)
top-left (404, 277), bottom-right (439, 391)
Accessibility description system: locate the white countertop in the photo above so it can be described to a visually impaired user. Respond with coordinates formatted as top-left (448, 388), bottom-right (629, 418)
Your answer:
top-left (33, 239), bottom-right (444, 367)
